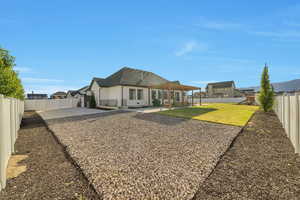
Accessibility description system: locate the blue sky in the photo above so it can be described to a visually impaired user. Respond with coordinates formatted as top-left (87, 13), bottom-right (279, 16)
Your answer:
top-left (1, 0), bottom-right (300, 94)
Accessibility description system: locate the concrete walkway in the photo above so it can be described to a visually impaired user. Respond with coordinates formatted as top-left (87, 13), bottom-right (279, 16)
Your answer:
top-left (38, 107), bottom-right (108, 120)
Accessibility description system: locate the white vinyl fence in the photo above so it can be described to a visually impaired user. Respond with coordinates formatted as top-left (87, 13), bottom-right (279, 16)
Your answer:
top-left (188, 97), bottom-right (246, 104)
top-left (273, 93), bottom-right (300, 154)
top-left (0, 94), bottom-right (24, 190)
top-left (25, 98), bottom-right (79, 111)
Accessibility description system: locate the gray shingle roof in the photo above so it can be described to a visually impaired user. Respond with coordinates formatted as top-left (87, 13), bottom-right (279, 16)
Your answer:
top-left (206, 81), bottom-right (235, 89)
top-left (52, 91), bottom-right (67, 96)
top-left (93, 67), bottom-right (169, 87)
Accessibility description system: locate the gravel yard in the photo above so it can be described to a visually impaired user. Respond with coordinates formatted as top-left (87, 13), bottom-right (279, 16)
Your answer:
top-left (44, 111), bottom-right (242, 200)
top-left (0, 112), bottom-right (99, 200)
top-left (193, 111), bottom-right (300, 200)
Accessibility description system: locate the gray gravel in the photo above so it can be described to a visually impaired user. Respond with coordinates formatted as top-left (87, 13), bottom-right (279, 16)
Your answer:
top-left (44, 112), bottom-right (241, 200)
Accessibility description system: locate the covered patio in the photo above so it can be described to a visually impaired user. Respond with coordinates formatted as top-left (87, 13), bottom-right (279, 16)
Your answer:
top-left (148, 82), bottom-right (201, 107)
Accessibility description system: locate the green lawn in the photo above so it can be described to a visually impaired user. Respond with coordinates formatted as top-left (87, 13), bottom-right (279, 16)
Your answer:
top-left (158, 103), bottom-right (258, 126)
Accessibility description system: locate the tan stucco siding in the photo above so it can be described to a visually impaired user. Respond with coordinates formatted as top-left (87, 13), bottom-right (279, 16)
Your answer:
top-left (90, 81), bottom-right (100, 106)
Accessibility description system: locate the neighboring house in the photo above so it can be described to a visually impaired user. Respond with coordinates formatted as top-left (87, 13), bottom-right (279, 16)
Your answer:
top-left (51, 91), bottom-right (67, 99)
top-left (206, 81), bottom-right (236, 98)
top-left (27, 92), bottom-right (48, 99)
top-left (66, 86), bottom-right (89, 98)
top-left (89, 67), bottom-right (191, 108)
top-left (238, 88), bottom-right (256, 96)
top-left (67, 86), bottom-right (89, 107)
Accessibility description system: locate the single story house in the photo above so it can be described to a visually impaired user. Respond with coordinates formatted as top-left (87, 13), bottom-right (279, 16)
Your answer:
top-left (27, 92), bottom-right (48, 99)
top-left (66, 86), bottom-right (89, 98)
top-left (50, 91), bottom-right (67, 99)
top-left (89, 67), bottom-right (199, 108)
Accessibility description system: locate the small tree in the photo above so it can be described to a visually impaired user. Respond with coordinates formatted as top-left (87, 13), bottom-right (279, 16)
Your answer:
top-left (258, 64), bottom-right (274, 112)
top-left (90, 94), bottom-right (96, 108)
top-left (0, 47), bottom-right (24, 99)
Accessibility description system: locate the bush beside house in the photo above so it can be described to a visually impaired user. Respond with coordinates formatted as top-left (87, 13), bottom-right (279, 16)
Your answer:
top-left (0, 47), bottom-right (24, 99)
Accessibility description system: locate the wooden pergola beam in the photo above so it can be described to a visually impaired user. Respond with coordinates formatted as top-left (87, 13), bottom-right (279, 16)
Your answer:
top-left (149, 82), bottom-right (200, 91)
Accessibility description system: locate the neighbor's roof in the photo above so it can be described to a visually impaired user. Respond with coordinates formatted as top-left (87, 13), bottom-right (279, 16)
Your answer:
top-left (77, 85), bottom-right (89, 94)
top-left (27, 93), bottom-right (47, 97)
top-left (67, 85), bottom-right (89, 96)
top-left (92, 67), bottom-right (169, 87)
top-left (206, 81), bottom-right (235, 88)
top-left (52, 91), bottom-right (67, 96)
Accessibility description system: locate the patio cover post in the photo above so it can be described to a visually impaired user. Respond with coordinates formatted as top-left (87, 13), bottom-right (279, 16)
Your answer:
top-left (148, 88), bottom-right (151, 106)
top-left (199, 88), bottom-right (202, 106)
top-left (162, 89), bottom-right (164, 105)
top-left (168, 89), bottom-right (171, 108)
top-left (192, 90), bottom-right (194, 106)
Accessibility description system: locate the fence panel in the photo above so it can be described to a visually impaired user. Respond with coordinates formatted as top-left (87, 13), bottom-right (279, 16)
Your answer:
top-left (274, 93), bottom-right (300, 154)
top-left (0, 94), bottom-right (24, 190)
top-left (24, 98), bottom-right (79, 111)
top-left (187, 97), bottom-right (246, 104)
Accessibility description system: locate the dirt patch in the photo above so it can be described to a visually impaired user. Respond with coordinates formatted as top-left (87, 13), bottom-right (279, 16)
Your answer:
top-left (6, 154), bottom-right (28, 179)
top-left (0, 112), bottom-right (100, 200)
top-left (193, 111), bottom-right (300, 200)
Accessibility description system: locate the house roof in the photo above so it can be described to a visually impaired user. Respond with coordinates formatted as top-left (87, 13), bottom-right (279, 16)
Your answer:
top-left (27, 93), bottom-right (47, 97)
top-left (52, 91), bottom-right (67, 96)
top-left (67, 90), bottom-right (78, 96)
top-left (67, 86), bottom-right (89, 96)
top-left (92, 67), bottom-right (169, 87)
top-left (77, 85), bottom-right (89, 94)
top-left (206, 81), bottom-right (235, 89)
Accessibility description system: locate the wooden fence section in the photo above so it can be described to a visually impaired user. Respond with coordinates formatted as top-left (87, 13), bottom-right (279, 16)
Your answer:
top-left (273, 93), bottom-right (300, 154)
top-left (25, 98), bottom-right (79, 111)
top-left (0, 94), bottom-right (24, 190)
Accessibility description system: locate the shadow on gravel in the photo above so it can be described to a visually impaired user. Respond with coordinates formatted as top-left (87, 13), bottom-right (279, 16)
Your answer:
top-left (133, 112), bottom-right (189, 126)
top-left (44, 110), bottom-right (130, 125)
top-left (0, 111), bottom-right (100, 200)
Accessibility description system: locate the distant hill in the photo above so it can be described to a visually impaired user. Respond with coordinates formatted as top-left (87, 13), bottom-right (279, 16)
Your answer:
top-left (243, 79), bottom-right (300, 92)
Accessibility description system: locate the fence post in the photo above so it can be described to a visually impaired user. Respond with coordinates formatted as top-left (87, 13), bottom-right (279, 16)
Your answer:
top-left (0, 94), bottom-right (7, 190)
top-left (287, 95), bottom-right (291, 138)
top-left (9, 98), bottom-right (16, 153)
top-left (296, 92), bottom-right (300, 154)
top-left (0, 94), bottom-right (3, 190)
top-left (281, 95), bottom-right (285, 132)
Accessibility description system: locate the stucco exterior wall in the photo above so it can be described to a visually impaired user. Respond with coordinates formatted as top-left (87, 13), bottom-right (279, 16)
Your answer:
top-left (90, 81), bottom-right (100, 106)
top-left (122, 86), bottom-right (150, 107)
top-left (90, 83), bottom-right (186, 108)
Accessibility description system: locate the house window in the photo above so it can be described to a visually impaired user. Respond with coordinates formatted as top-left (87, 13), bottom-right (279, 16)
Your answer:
top-left (129, 89), bottom-right (136, 100)
top-left (137, 89), bottom-right (143, 100)
top-left (151, 90), bottom-right (156, 100)
top-left (176, 92), bottom-right (180, 101)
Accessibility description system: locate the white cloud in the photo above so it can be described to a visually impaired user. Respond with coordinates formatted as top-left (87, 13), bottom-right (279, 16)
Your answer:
top-left (251, 30), bottom-right (300, 38)
top-left (175, 41), bottom-right (206, 57)
top-left (24, 85), bottom-right (79, 95)
top-left (197, 21), bottom-right (242, 31)
top-left (22, 77), bottom-right (64, 83)
top-left (14, 67), bottom-right (33, 73)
